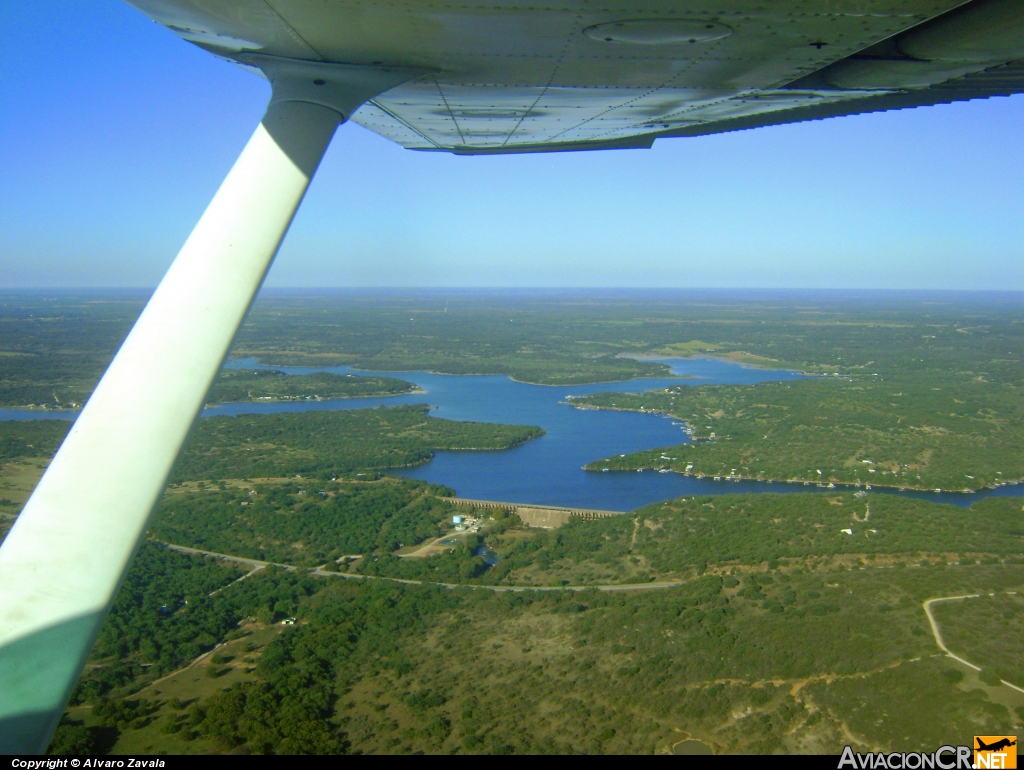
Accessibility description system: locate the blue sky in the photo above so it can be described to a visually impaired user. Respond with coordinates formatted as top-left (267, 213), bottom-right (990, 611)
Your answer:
top-left (1, 2), bottom-right (1022, 289)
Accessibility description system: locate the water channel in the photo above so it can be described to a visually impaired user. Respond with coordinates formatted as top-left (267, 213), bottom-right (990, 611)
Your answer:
top-left (3, 357), bottom-right (1021, 510)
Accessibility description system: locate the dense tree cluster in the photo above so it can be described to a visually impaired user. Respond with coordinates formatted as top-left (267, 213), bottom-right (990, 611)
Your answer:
top-left (356, 536), bottom-right (491, 583)
top-left (47, 723), bottom-right (98, 755)
top-left (181, 579), bottom-right (462, 754)
top-left (69, 544), bottom-right (319, 703)
top-left (171, 405), bottom-right (543, 481)
top-left (206, 369), bottom-right (416, 404)
top-left (152, 478), bottom-right (456, 566)
top-left (187, 680), bottom-right (343, 753)
top-left (400, 493), bottom-right (1024, 587)
top-left (578, 375), bottom-right (1024, 492)
top-left (0, 419), bottom-right (70, 462)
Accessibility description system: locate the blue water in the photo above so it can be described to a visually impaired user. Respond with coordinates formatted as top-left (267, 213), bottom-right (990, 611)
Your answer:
top-left (4, 356), bottom-right (1021, 510)
top-left (0, 409), bottom-right (79, 421)
top-left (477, 545), bottom-right (500, 566)
top-left (213, 356), bottom-right (814, 510)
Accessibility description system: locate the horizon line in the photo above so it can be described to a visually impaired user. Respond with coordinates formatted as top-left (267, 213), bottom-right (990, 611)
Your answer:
top-left (2, 286), bottom-right (1024, 293)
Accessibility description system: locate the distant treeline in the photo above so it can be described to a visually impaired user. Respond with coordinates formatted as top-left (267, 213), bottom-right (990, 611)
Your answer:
top-left (206, 369), bottom-right (416, 404)
top-left (0, 293), bottom-right (145, 408)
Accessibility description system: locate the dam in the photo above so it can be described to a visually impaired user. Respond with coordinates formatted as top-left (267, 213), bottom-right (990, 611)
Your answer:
top-left (438, 496), bottom-right (625, 528)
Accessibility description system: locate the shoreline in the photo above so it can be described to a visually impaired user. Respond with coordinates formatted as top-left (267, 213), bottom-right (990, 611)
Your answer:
top-left (569, 401), bottom-right (1022, 496)
top-left (205, 386), bottom-right (426, 406)
top-left (584, 462), bottom-right (1024, 496)
top-left (618, 351), bottom-right (826, 378)
top-left (238, 355), bottom-right (681, 388)
top-left (1, 404), bottom-right (80, 412)
top-left (0, 387), bottom-right (429, 414)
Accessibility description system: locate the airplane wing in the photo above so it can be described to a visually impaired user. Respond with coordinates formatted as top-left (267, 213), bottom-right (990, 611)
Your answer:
top-left (3, 0), bottom-right (1023, 753)
top-left (127, 0), bottom-right (1024, 154)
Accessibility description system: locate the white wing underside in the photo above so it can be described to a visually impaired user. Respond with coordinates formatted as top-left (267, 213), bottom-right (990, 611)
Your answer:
top-left (126, 0), bottom-right (1024, 154)
top-left (352, 85), bottom-right (880, 152)
top-left (347, 4), bottom-right (907, 154)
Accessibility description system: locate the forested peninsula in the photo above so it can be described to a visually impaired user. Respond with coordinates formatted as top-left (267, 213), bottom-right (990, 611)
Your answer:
top-left (205, 369), bottom-right (419, 404)
top-left (172, 405), bottom-right (543, 482)
top-left (573, 375), bottom-right (1024, 493)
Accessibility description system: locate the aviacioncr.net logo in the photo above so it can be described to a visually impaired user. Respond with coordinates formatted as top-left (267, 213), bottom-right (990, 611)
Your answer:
top-left (974, 736), bottom-right (1017, 769)
top-left (838, 745), bottom-right (973, 769)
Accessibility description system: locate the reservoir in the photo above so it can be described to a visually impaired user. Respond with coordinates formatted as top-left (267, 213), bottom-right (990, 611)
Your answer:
top-left (4, 356), bottom-right (1021, 510)
top-left (216, 356), bottom-right (809, 510)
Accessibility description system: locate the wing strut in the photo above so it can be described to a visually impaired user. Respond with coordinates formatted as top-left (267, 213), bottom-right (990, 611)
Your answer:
top-left (0, 58), bottom-right (426, 754)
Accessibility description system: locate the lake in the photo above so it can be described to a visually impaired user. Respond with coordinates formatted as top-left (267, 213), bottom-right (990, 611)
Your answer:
top-left (4, 356), bottom-right (1020, 510)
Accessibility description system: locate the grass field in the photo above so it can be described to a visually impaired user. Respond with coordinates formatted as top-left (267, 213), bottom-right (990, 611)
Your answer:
top-left (0, 457), bottom-right (47, 508)
top-left (0, 458), bottom-right (48, 540)
top-left (930, 593), bottom-right (1024, 689)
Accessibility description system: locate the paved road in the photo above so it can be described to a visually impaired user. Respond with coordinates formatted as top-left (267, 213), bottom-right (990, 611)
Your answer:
top-left (923, 593), bottom-right (1024, 694)
top-left (157, 540), bottom-right (690, 594)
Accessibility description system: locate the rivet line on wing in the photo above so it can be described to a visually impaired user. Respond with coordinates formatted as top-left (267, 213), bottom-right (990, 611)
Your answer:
top-left (501, 22), bottom-right (579, 148)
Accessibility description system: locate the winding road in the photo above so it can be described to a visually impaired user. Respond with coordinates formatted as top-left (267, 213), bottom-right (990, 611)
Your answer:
top-left (159, 540), bottom-right (691, 593)
top-left (163, 541), bottom-right (1024, 694)
top-left (922, 593), bottom-right (1024, 694)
